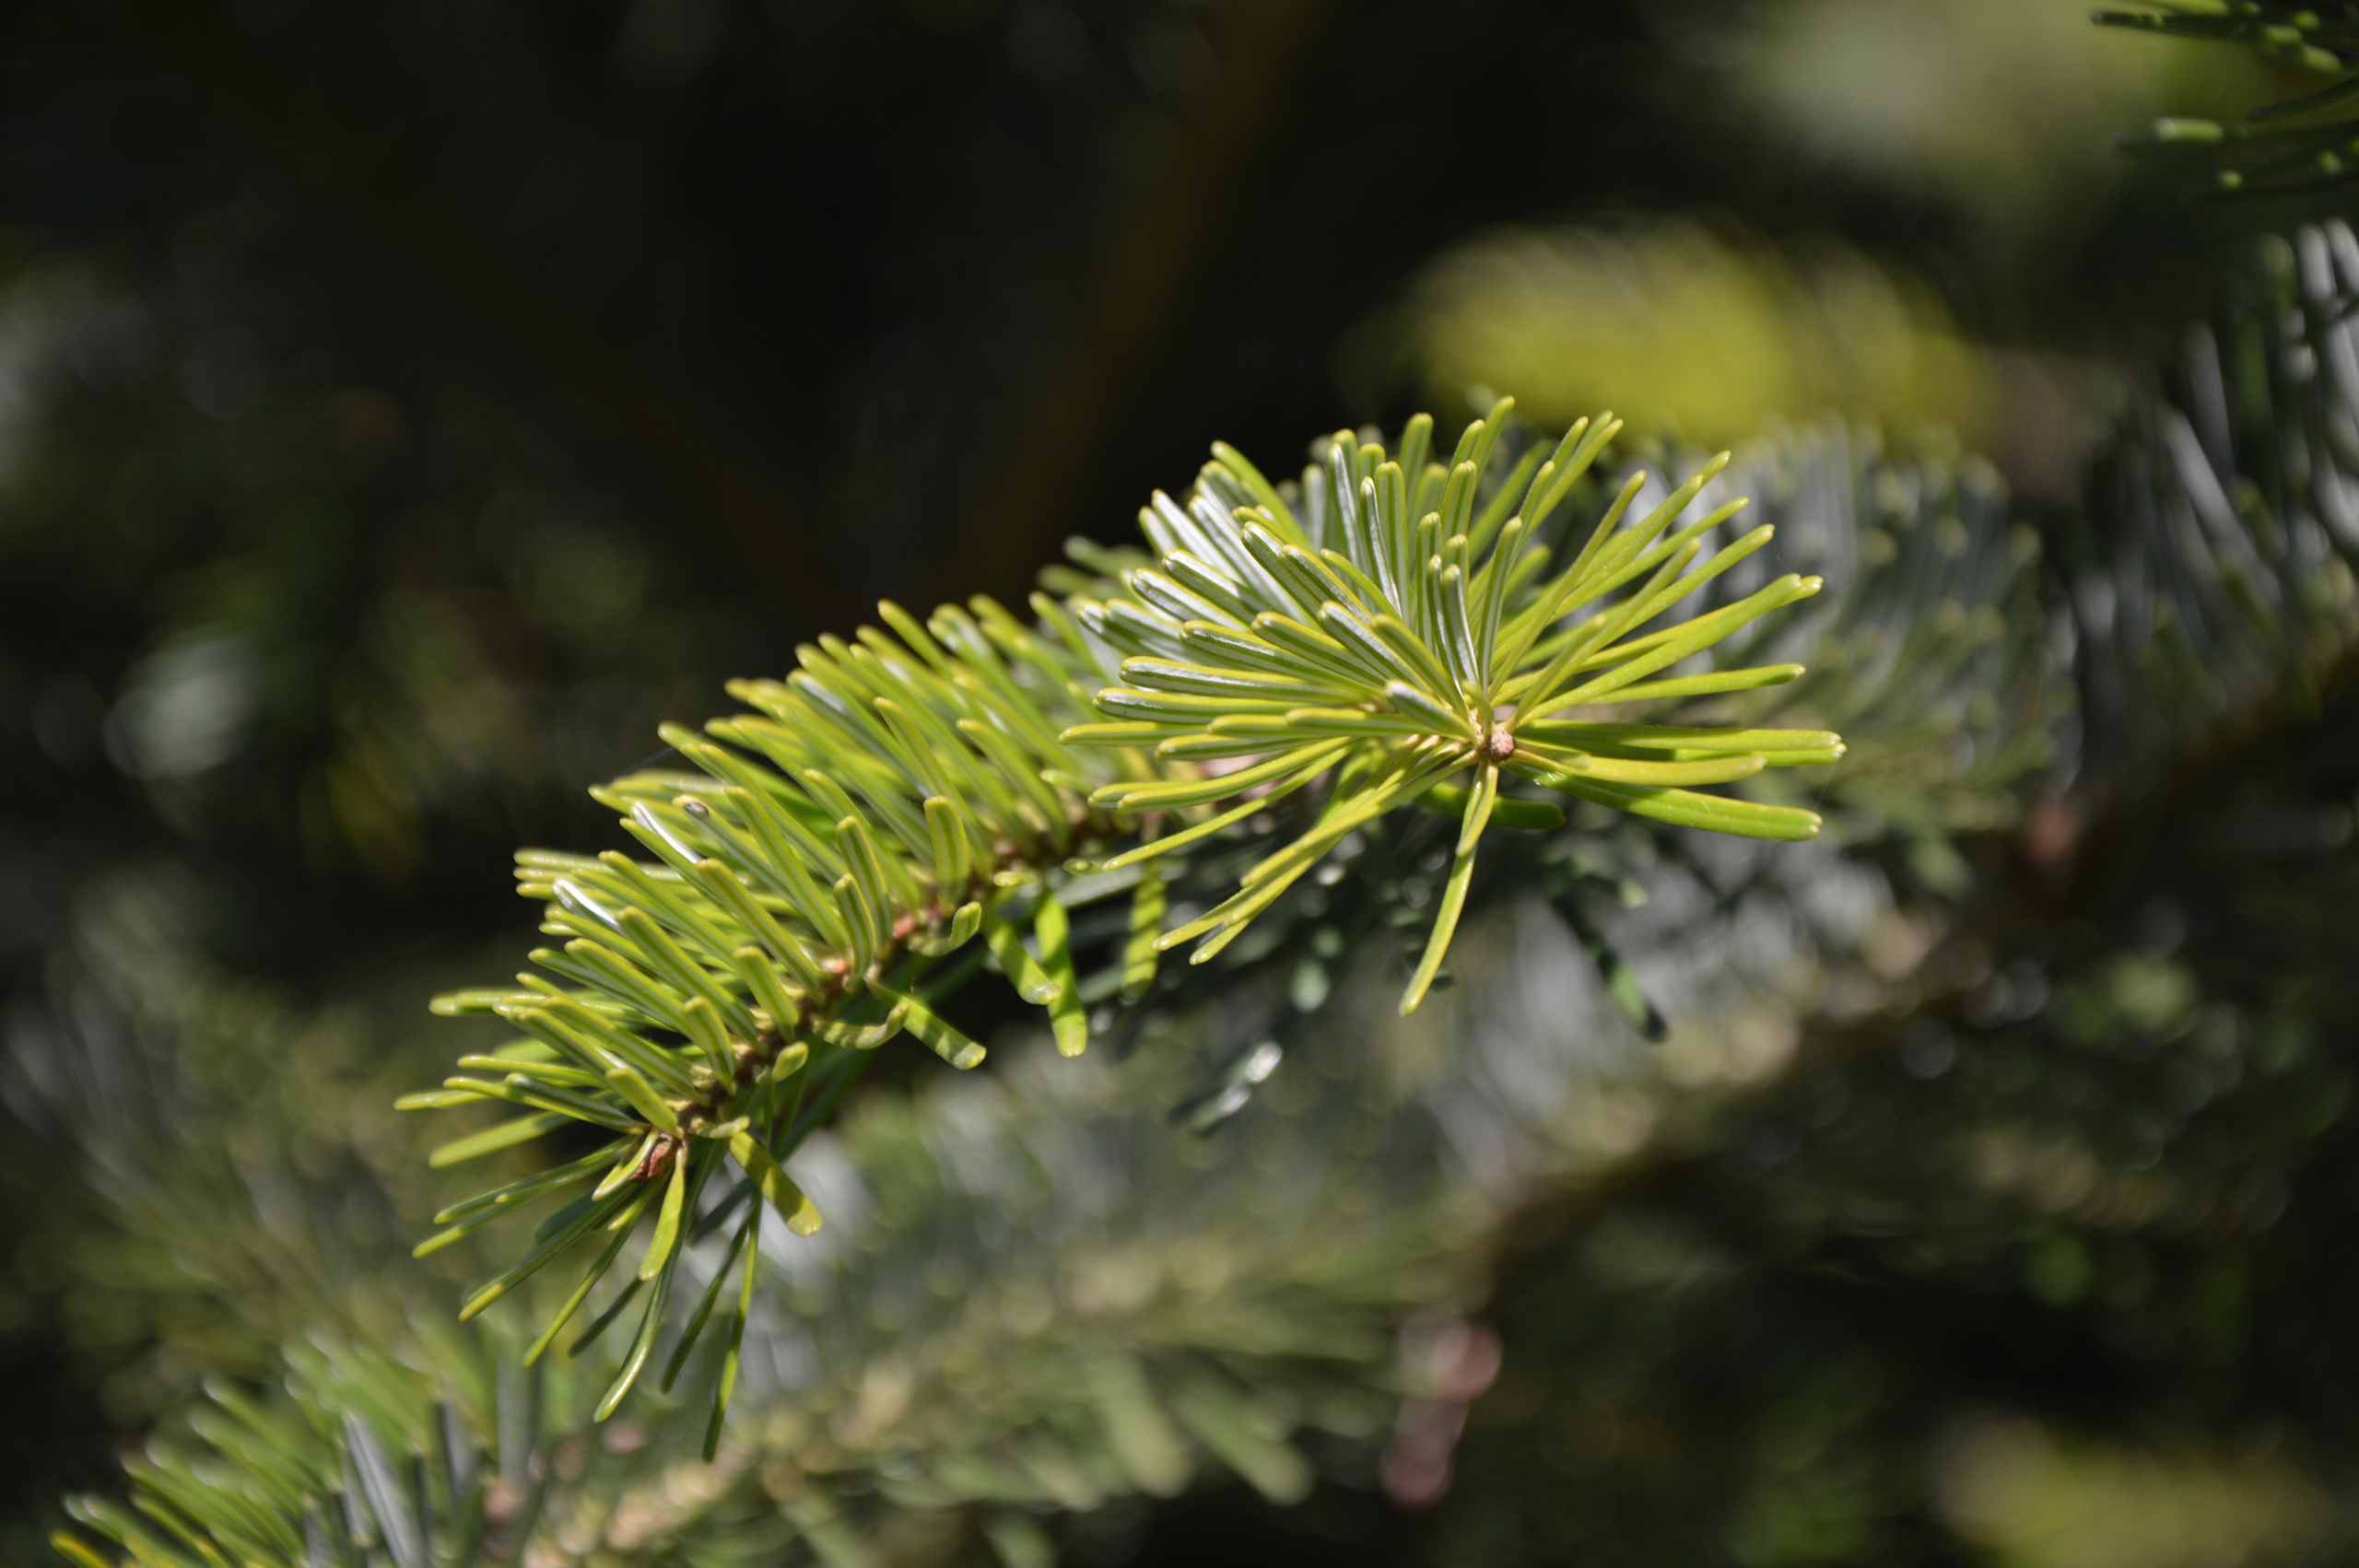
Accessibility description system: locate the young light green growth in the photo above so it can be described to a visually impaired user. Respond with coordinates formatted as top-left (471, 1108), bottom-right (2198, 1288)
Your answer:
top-left (402, 403), bottom-right (1842, 1432)
top-left (1065, 399), bottom-right (1839, 1013)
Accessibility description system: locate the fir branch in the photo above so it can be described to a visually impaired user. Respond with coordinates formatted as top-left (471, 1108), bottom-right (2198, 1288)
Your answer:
top-left (2101, 3), bottom-right (2359, 194)
top-left (396, 403), bottom-right (1842, 1432)
top-left (2072, 219), bottom-right (2359, 790)
top-left (53, 404), bottom-right (2071, 1568)
top-left (1628, 426), bottom-right (2060, 856)
top-left (61, 220), bottom-right (2359, 1551)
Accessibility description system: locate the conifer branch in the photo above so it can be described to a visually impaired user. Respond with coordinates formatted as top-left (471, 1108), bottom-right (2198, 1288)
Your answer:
top-left (400, 403), bottom-right (1841, 1432)
top-left (2075, 218), bottom-right (2359, 786)
top-left (53, 209), bottom-right (2359, 1562)
top-left (2102, 3), bottom-right (2359, 194)
top-left (46, 391), bottom-right (2095, 1568)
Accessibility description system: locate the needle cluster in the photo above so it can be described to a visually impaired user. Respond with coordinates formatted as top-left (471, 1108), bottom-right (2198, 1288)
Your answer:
top-left (398, 402), bottom-right (1842, 1437)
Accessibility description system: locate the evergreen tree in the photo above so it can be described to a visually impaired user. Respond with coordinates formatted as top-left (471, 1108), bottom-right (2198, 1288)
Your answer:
top-left (3, 5), bottom-right (2355, 1567)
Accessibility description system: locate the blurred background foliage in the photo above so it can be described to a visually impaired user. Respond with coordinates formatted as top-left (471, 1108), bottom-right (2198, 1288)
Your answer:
top-left (5, 0), bottom-right (2359, 1565)
top-left (1409, 221), bottom-right (1998, 452)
